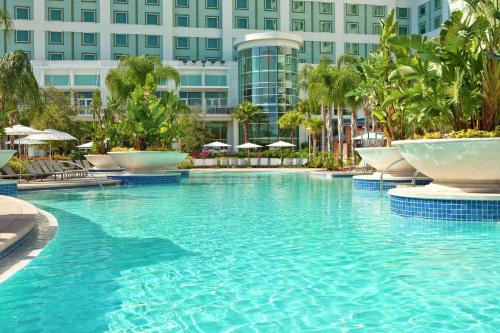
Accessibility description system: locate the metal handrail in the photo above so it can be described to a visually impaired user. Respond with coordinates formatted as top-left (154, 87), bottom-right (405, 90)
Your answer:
top-left (379, 157), bottom-right (405, 195)
top-left (411, 170), bottom-right (423, 186)
top-left (57, 161), bottom-right (104, 190)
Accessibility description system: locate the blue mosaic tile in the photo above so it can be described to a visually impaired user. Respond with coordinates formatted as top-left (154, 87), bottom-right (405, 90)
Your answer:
top-left (107, 174), bottom-right (181, 185)
top-left (353, 178), bottom-right (432, 191)
top-left (178, 170), bottom-right (190, 178)
top-left (390, 195), bottom-right (500, 222)
top-left (0, 182), bottom-right (17, 196)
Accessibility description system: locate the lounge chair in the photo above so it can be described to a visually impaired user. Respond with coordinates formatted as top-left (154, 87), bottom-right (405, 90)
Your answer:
top-left (219, 158), bottom-right (228, 168)
top-left (193, 159), bottom-right (204, 168)
top-left (204, 159), bottom-right (216, 168)
top-left (270, 158), bottom-right (281, 167)
top-left (292, 158), bottom-right (302, 167)
top-left (74, 160), bottom-right (84, 168)
top-left (82, 160), bottom-right (92, 169)
top-left (38, 160), bottom-right (64, 180)
top-left (237, 158), bottom-right (248, 167)
top-left (250, 158), bottom-right (259, 167)
top-left (22, 161), bottom-right (51, 180)
top-left (283, 158), bottom-right (294, 167)
top-left (1, 165), bottom-right (37, 181)
top-left (228, 158), bottom-right (238, 168)
top-left (50, 160), bottom-right (83, 179)
top-left (260, 158), bottom-right (269, 167)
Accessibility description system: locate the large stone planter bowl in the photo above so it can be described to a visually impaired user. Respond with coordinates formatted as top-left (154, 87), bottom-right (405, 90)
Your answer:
top-left (355, 147), bottom-right (416, 176)
top-left (393, 138), bottom-right (500, 192)
top-left (85, 154), bottom-right (119, 169)
top-left (0, 150), bottom-right (15, 168)
top-left (108, 151), bottom-right (188, 173)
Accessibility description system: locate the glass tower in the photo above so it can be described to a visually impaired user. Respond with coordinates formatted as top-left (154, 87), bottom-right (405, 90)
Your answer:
top-left (235, 33), bottom-right (302, 145)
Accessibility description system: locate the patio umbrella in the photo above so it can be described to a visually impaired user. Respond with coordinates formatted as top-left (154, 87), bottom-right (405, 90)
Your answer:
top-left (236, 142), bottom-right (262, 159)
top-left (203, 141), bottom-right (231, 148)
top-left (267, 141), bottom-right (296, 166)
top-left (12, 138), bottom-right (47, 145)
top-left (77, 142), bottom-right (93, 149)
top-left (4, 125), bottom-right (45, 155)
top-left (26, 129), bottom-right (78, 159)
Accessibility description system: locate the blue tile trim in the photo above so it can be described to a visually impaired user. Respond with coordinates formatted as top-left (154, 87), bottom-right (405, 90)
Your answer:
top-left (108, 174), bottom-right (181, 185)
top-left (0, 183), bottom-right (17, 196)
top-left (178, 170), bottom-right (190, 178)
top-left (390, 195), bottom-right (500, 221)
top-left (354, 178), bottom-right (431, 191)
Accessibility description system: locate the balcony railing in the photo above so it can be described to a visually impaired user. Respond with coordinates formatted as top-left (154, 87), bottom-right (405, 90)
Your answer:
top-left (181, 98), bottom-right (230, 114)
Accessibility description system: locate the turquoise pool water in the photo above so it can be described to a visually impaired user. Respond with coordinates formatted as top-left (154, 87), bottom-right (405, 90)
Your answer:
top-left (1, 173), bottom-right (499, 332)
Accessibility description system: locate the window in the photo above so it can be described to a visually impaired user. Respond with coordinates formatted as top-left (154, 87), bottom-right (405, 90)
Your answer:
top-left (177, 56), bottom-right (190, 61)
top-left (346, 4), bottom-right (358, 16)
top-left (373, 23), bottom-right (381, 35)
top-left (419, 5), bottom-right (426, 17)
top-left (346, 43), bottom-right (359, 55)
top-left (264, 18), bottom-right (277, 30)
top-left (373, 5), bottom-right (385, 17)
top-left (146, 12), bottom-right (159, 25)
top-left (114, 11), bottom-right (128, 24)
top-left (320, 21), bottom-right (332, 33)
top-left (206, 16), bottom-right (219, 28)
top-left (146, 35), bottom-right (160, 47)
top-left (176, 15), bottom-right (189, 27)
top-left (346, 22), bottom-right (358, 34)
top-left (176, 37), bottom-right (189, 48)
top-left (398, 26), bottom-right (409, 35)
top-left (15, 7), bottom-right (30, 20)
top-left (292, 19), bottom-right (304, 32)
top-left (434, 0), bottom-right (442, 9)
top-left (299, 43), bottom-right (305, 53)
top-left (114, 34), bottom-right (128, 46)
top-left (320, 2), bottom-right (332, 14)
top-left (292, 1), bottom-right (304, 13)
top-left (419, 22), bottom-right (426, 34)
top-left (49, 52), bottom-right (64, 60)
top-left (114, 0), bottom-right (128, 3)
top-left (146, 0), bottom-right (159, 4)
top-left (114, 54), bottom-right (126, 60)
top-left (206, 38), bottom-right (219, 50)
top-left (397, 8), bottom-right (409, 19)
top-left (206, 0), bottom-right (218, 8)
top-left (434, 16), bottom-right (442, 29)
top-left (48, 8), bottom-right (63, 21)
top-left (235, 0), bottom-right (247, 9)
top-left (82, 10), bottom-right (96, 22)
top-left (82, 32), bottom-right (96, 45)
top-left (235, 17), bottom-right (248, 29)
top-left (82, 53), bottom-right (97, 60)
top-left (265, 0), bottom-right (277, 11)
top-left (49, 31), bottom-right (63, 44)
top-left (176, 0), bottom-right (189, 7)
top-left (15, 30), bottom-right (30, 43)
top-left (320, 42), bottom-right (332, 53)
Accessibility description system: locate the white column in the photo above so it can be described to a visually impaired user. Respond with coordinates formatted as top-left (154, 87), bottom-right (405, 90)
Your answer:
top-left (334, 0), bottom-right (345, 59)
top-left (280, 0), bottom-right (290, 32)
top-left (33, 1), bottom-right (45, 60)
top-left (163, 0), bottom-right (174, 60)
top-left (221, 0), bottom-right (233, 61)
top-left (232, 119), bottom-right (240, 147)
top-left (100, 0), bottom-right (111, 60)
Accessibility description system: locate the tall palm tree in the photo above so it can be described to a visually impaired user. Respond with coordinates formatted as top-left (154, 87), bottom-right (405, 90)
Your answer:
top-left (105, 55), bottom-right (180, 104)
top-left (0, 51), bottom-right (42, 139)
top-left (230, 101), bottom-right (262, 143)
top-left (278, 110), bottom-right (305, 144)
top-left (304, 117), bottom-right (325, 156)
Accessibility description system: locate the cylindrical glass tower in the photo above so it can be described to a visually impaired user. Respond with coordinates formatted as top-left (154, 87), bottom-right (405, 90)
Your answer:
top-left (234, 33), bottom-right (302, 146)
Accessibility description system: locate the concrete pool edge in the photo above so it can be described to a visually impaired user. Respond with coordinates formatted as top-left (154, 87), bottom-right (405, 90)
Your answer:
top-left (0, 208), bottom-right (58, 284)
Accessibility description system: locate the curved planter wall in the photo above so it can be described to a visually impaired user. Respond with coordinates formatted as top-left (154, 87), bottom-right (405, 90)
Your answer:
top-left (108, 151), bottom-right (188, 173)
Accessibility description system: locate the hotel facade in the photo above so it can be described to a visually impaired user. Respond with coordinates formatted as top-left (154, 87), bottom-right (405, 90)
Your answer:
top-left (2, 0), bottom-right (464, 146)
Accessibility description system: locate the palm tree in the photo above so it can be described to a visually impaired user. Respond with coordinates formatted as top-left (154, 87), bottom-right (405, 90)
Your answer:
top-left (105, 55), bottom-right (180, 104)
top-left (230, 101), bottom-right (262, 143)
top-left (278, 110), bottom-right (305, 145)
top-left (304, 117), bottom-right (325, 156)
top-left (0, 51), bottom-right (42, 145)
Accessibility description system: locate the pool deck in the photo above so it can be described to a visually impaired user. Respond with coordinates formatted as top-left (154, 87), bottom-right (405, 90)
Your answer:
top-left (17, 178), bottom-right (122, 191)
top-left (0, 196), bottom-right (59, 283)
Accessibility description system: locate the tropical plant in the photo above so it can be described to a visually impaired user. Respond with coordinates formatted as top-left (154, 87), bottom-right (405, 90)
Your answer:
top-left (159, 91), bottom-right (192, 149)
top-left (278, 110), bottom-right (305, 144)
top-left (89, 90), bottom-right (117, 154)
top-left (230, 101), bottom-right (263, 143)
top-left (303, 117), bottom-right (325, 156)
top-left (0, 51), bottom-right (43, 144)
top-left (105, 55), bottom-right (180, 104)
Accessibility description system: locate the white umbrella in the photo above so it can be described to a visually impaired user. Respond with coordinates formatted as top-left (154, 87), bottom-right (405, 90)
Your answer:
top-left (4, 125), bottom-right (45, 155)
top-left (27, 129), bottom-right (78, 158)
top-left (77, 142), bottom-right (93, 149)
top-left (203, 141), bottom-right (232, 148)
top-left (236, 142), bottom-right (262, 149)
top-left (11, 138), bottom-right (47, 145)
top-left (267, 140), bottom-right (295, 148)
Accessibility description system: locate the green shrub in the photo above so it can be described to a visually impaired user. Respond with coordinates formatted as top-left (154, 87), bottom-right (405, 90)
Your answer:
top-left (110, 147), bottom-right (137, 152)
top-left (178, 157), bottom-right (193, 169)
top-left (7, 157), bottom-right (27, 174)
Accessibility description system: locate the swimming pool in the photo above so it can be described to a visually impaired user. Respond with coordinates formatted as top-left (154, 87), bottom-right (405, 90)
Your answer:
top-left (1, 173), bottom-right (499, 332)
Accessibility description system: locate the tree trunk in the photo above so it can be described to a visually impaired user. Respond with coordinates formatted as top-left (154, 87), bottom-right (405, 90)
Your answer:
top-left (363, 97), bottom-right (370, 134)
top-left (351, 106), bottom-right (357, 165)
top-left (8, 111), bottom-right (18, 149)
top-left (337, 104), bottom-right (344, 165)
top-left (385, 104), bottom-right (396, 146)
top-left (243, 121), bottom-right (249, 143)
top-left (290, 127), bottom-right (295, 147)
top-left (325, 106), bottom-right (333, 153)
top-left (312, 133), bottom-right (317, 156)
top-left (320, 105), bottom-right (325, 157)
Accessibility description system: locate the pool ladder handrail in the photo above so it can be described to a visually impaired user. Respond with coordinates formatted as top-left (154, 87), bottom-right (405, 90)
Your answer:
top-left (57, 160), bottom-right (104, 190)
top-left (379, 157), bottom-right (405, 195)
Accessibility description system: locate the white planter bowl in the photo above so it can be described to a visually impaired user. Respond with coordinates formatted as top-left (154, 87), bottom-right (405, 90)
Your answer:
top-left (108, 151), bottom-right (188, 173)
top-left (0, 150), bottom-right (15, 168)
top-left (85, 154), bottom-right (119, 169)
top-left (355, 147), bottom-right (416, 176)
top-left (393, 138), bottom-right (500, 192)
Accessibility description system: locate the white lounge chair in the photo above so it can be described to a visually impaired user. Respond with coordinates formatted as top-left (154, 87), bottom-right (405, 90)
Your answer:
top-left (193, 159), bottom-right (204, 168)
top-left (250, 158), bottom-right (259, 167)
top-left (228, 158), bottom-right (238, 168)
top-left (283, 158), bottom-right (294, 167)
top-left (238, 158), bottom-right (248, 167)
top-left (204, 159), bottom-right (216, 168)
top-left (260, 158), bottom-right (269, 167)
top-left (270, 158), bottom-right (281, 167)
